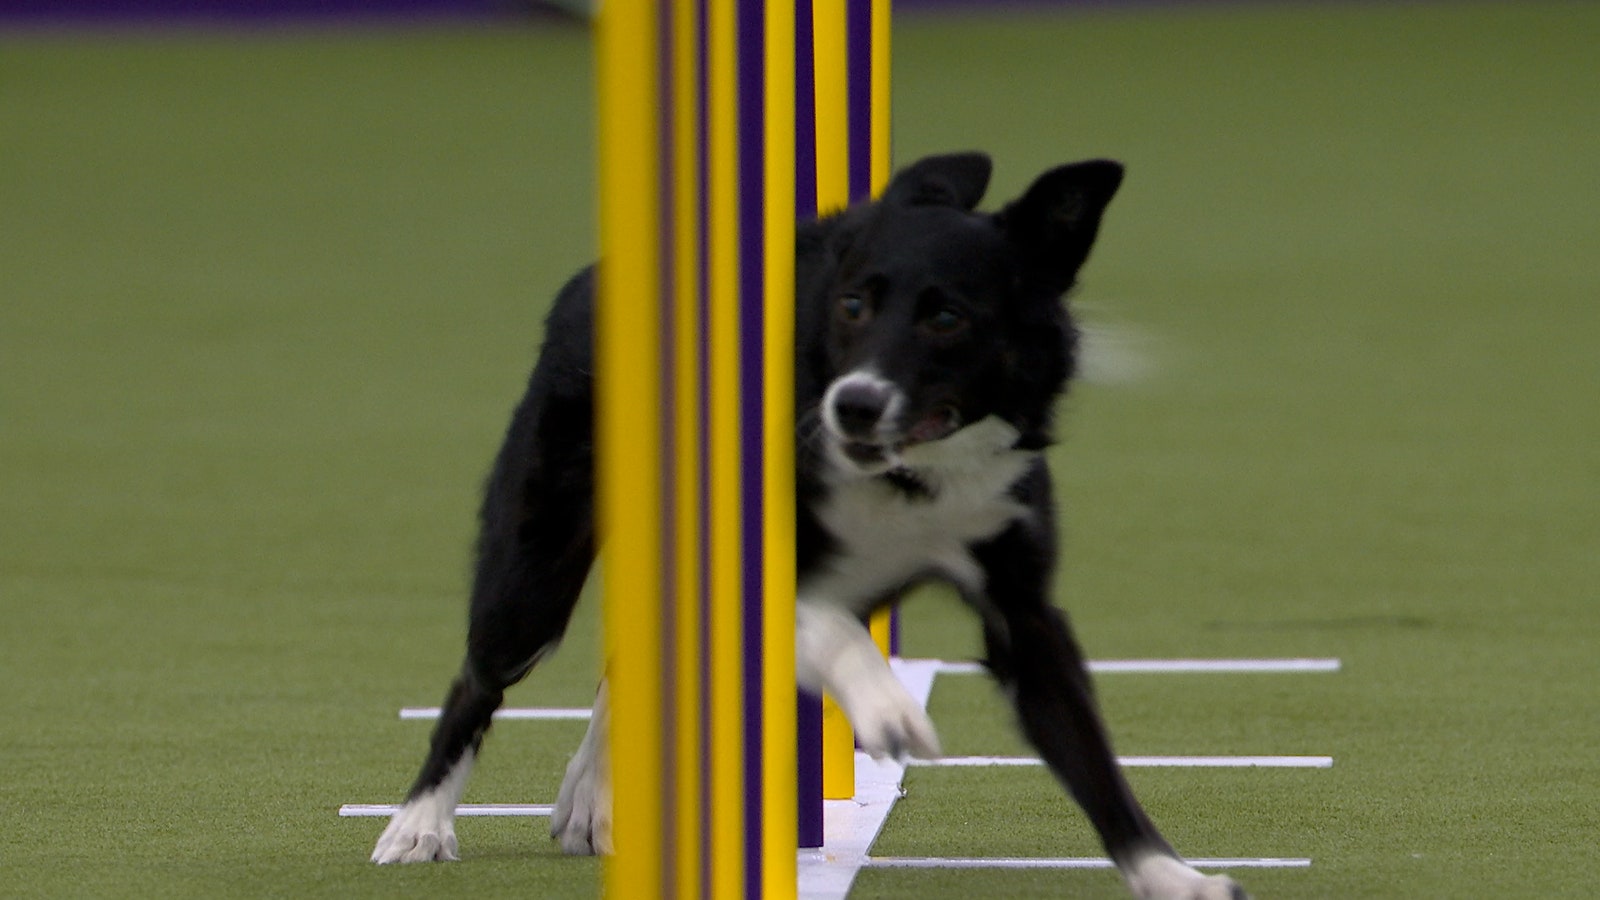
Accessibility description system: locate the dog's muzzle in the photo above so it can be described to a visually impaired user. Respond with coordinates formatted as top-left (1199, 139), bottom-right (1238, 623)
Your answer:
top-left (822, 372), bottom-right (962, 471)
top-left (825, 377), bottom-right (899, 467)
top-left (830, 380), bottom-right (896, 440)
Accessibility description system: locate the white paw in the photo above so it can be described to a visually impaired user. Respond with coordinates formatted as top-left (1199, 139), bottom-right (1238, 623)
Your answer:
top-left (839, 674), bottom-right (941, 761)
top-left (551, 684), bottom-right (612, 855)
top-left (371, 794), bottom-right (459, 864)
top-left (371, 752), bottom-right (473, 864)
top-left (1125, 854), bottom-right (1247, 900)
top-left (795, 602), bottom-right (941, 761)
top-left (550, 744), bottom-right (612, 854)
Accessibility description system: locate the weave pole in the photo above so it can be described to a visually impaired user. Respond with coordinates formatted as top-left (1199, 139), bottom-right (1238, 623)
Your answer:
top-left (598, 1), bottom-right (797, 898)
top-left (805, 0), bottom-right (894, 820)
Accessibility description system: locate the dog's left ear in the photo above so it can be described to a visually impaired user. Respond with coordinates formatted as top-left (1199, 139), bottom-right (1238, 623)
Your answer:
top-left (997, 159), bottom-right (1124, 296)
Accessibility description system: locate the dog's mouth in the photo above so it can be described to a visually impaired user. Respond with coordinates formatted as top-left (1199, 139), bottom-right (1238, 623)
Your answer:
top-left (835, 405), bottom-right (961, 470)
top-left (840, 439), bottom-right (892, 467)
top-left (904, 404), bottom-right (962, 445)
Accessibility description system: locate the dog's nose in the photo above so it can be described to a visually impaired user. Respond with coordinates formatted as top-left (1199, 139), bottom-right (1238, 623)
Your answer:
top-left (831, 381), bottom-right (893, 438)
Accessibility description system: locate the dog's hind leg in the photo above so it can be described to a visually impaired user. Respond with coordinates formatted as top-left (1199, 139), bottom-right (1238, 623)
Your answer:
top-left (972, 520), bottom-right (1246, 900)
top-left (374, 351), bottom-right (598, 864)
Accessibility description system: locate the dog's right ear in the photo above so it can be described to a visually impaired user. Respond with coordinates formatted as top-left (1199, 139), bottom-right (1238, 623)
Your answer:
top-left (880, 152), bottom-right (993, 211)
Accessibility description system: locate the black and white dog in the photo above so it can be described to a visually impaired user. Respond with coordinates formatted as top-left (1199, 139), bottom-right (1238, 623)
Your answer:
top-left (372, 153), bottom-right (1245, 900)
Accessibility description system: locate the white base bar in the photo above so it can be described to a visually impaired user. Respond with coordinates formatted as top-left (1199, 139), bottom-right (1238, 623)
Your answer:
top-left (1120, 755), bottom-right (1332, 768)
top-left (799, 659), bottom-right (942, 900)
top-left (339, 803), bottom-right (554, 817)
top-left (908, 755), bottom-right (1333, 769)
top-left (398, 707), bottom-right (592, 721)
top-left (864, 857), bottom-right (1313, 870)
top-left (358, 654), bottom-right (1326, 898)
top-left (393, 659), bottom-right (1342, 721)
top-left (930, 658), bottom-right (1341, 675)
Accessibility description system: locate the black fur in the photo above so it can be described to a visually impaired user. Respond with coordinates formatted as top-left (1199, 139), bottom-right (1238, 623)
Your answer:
top-left (379, 152), bottom-right (1242, 898)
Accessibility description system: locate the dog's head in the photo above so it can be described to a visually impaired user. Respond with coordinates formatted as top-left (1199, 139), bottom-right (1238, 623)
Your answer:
top-left (802, 152), bottom-right (1124, 476)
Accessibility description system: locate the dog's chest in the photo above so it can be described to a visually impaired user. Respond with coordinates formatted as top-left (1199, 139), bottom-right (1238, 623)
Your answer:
top-left (804, 417), bottom-right (1036, 608)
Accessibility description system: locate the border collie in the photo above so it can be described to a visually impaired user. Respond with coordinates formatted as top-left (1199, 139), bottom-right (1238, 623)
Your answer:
top-left (371, 153), bottom-right (1246, 900)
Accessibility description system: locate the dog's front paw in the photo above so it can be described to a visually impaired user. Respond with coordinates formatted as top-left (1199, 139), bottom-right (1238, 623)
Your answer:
top-left (842, 677), bottom-right (941, 761)
top-left (1125, 854), bottom-right (1248, 900)
top-left (371, 796), bottom-right (459, 864)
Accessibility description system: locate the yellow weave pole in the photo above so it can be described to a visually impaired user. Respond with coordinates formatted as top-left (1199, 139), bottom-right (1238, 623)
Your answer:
top-left (812, 0), bottom-right (855, 803)
top-left (761, 1), bottom-right (800, 893)
top-left (814, 0), bottom-right (894, 804)
top-left (706, 1), bottom-right (746, 892)
top-left (599, 1), bottom-right (795, 896)
top-left (870, 0), bottom-right (891, 194)
top-left (597, 1), bottom-right (664, 895)
top-left (864, 0), bottom-right (892, 667)
top-left (812, 0), bottom-right (850, 216)
top-left (665, 2), bottom-right (703, 897)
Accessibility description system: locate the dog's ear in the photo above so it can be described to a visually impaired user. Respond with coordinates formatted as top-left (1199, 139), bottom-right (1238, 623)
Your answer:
top-left (881, 152), bottom-right (992, 210)
top-left (997, 159), bottom-right (1124, 295)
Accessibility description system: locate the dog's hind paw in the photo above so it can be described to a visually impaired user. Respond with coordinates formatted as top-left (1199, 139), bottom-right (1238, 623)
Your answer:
top-left (550, 743), bottom-right (613, 855)
top-left (371, 797), bottom-right (459, 864)
top-left (551, 683), bottom-right (613, 855)
top-left (1125, 854), bottom-right (1248, 900)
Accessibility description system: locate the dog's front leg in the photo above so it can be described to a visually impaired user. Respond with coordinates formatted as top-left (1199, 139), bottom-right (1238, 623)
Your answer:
top-left (550, 679), bottom-right (613, 855)
top-left (973, 522), bottom-right (1246, 900)
top-left (371, 736), bottom-right (474, 863)
top-left (549, 600), bottom-right (936, 856)
top-left (795, 599), bottom-right (940, 760)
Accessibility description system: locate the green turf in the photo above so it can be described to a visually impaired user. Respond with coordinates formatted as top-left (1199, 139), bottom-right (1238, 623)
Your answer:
top-left (3, 2), bottom-right (1598, 897)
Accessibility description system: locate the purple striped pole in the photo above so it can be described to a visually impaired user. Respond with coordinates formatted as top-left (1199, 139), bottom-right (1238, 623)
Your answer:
top-left (794, 0), bottom-right (828, 855)
top-left (599, 1), bottom-right (797, 895)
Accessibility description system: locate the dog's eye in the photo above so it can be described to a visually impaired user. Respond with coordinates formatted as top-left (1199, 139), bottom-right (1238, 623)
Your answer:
top-left (925, 307), bottom-right (968, 336)
top-left (837, 295), bottom-right (869, 323)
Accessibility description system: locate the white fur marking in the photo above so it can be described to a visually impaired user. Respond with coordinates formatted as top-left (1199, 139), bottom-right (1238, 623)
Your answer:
top-left (795, 603), bottom-right (940, 760)
top-left (810, 415), bottom-right (1034, 606)
top-left (370, 750), bottom-right (474, 864)
top-left (550, 680), bottom-right (612, 855)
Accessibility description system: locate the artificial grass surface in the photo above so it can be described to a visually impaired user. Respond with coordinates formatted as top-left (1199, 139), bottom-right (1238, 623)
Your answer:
top-left (3, 2), bottom-right (1598, 897)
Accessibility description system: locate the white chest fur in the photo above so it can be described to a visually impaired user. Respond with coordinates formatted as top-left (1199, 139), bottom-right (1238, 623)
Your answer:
top-left (802, 416), bottom-right (1037, 611)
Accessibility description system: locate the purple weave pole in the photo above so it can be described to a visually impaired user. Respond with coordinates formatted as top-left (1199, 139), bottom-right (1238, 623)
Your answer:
top-left (736, 1), bottom-right (769, 893)
top-left (795, 0), bottom-right (827, 854)
top-left (846, 0), bottom-right (872, 203)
